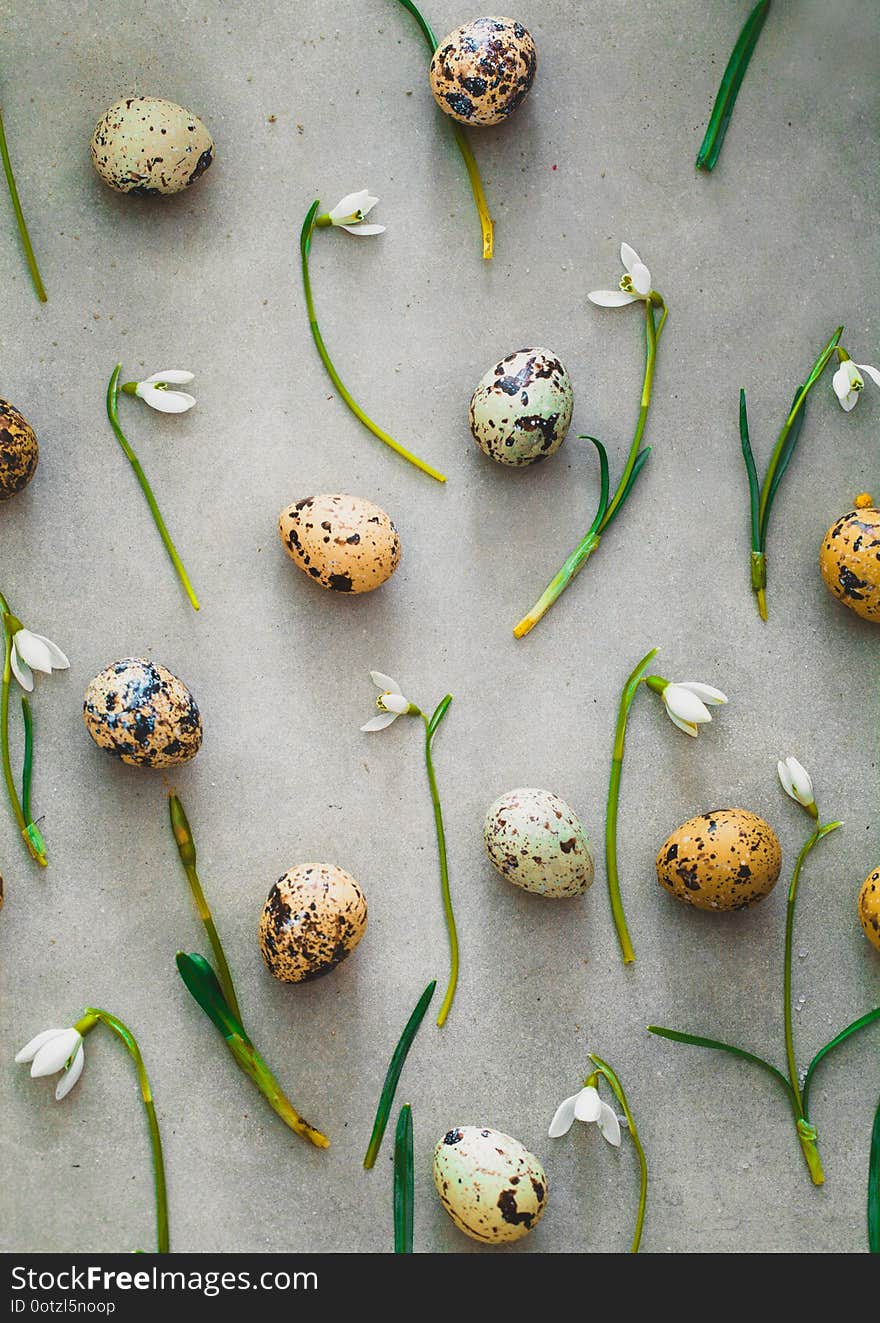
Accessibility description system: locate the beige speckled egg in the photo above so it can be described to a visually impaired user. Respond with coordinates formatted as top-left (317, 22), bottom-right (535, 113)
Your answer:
top-left (858, 868), bottom-right (880, 952)
top-left (0, 399), bottom-right (38, 500)
top-left (90, 96), bottom-right (214, 194)
top-left (278, 493), bottom-right (401, 594)
top-left (656, 809), bottom-right (781, 912)
top-left (433, 1126), bottom-right (547, 1243)
top-left (83, 658), bottom-right (202, 768)
top-left (483, 787), bottom-right (594, 897)
top-left (259, 863), bottom-right (368, 983)
top-left (819, 507), bottom-right (880, 622)
top-left (429, 18), bottom-right (537, 126)
top-left (470, 348), bottom-right (573, 466)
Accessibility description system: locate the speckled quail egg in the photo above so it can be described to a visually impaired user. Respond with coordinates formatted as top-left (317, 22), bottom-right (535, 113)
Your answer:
top-left (483, 787), bottom-right (594, 897)
top-left (0, 399), bottom-right (38, 500)
top-left (429, 18), bottom-right (537, 126)
top-left (433, 1126), bottom-right (548, 1243)
top-left (656, 808), bottom-right (781, 912)
top-left (90, 96), bottom-right (214, 194)
top-left (278, 493), bottom-right (401, 593)
top-left (819, 504), bottom-right (880, 623)
top-left (858, 868), bottom-right (880, 952)
top-left (83, 658), bottom-right (202, 768)
top-left (470, 348), bottom-right (573, 466)
top-left (259, 863), bottom-right (368, 983)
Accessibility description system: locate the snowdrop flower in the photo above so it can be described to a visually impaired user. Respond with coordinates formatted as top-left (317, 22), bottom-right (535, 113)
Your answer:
top-left (778, 756), bottom-right (817, 817)
top-left (549, 1085), bottom-right (621, 1147)
top-left (15, 1026), bottom-right (85, 1101)
top-left (589, 242), bottom-right (653, 307)
top-left (832, 357), bottom-right (880, 412)
top-left (132, 371), bottom-right (196, 414)
top-left (361, 672), bottom-right (417, 731)
top-left (321, 190), bottom-right (385, 237)
top-left (8, 624), bottom-right (69, 694)
top-left (658, 680), bottom-right (728, 738)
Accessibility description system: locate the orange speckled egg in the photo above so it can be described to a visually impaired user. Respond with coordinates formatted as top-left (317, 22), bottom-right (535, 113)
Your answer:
top-left (0, 399), bottom-right (38, 500)
top-left (278, 493), bottom-right (401, 594)
top-left (656, 808), bottom-right (782, 912)
top-left (259, 864), bottom-right (367, 983)
top-left (819, 507), bottom-right (880, 622)
top-left (858, 868), bottom-right (880, 952)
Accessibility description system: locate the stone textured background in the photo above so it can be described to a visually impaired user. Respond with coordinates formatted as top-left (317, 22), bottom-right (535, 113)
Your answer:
top-left (1, 0), bottom-right (877, 1253)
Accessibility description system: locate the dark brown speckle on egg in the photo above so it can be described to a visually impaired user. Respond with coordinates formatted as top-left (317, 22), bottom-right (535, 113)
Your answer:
top-left (0, 399), bottom-right (39, 500)
top-left (83, 658), bottom-right (202, 768)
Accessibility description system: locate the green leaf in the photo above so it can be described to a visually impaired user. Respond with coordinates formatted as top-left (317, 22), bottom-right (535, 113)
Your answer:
top-left (802, 1006), bottom-right (880, 1118)
top-left (760, 388), bottom-right (806, 541)
top-left (364, 980), bottom-right (436, 1168)
top-left (869, 1093), bottom-right (880, 1254)
top-left (394, 1104), bottom-right (414, 1253)
top-left (648, 1025), bottom-right (795, 1098)
top-left (603, 447), bottom-right (651, 531)
top-left (175, 952), bottom-right (246, 1041)
top-left (580, 435), bottom-right (610, 527)
top-left (738, 390), bottom-right (761, 552)
top-left (427, 696), bottom-right (452, 740)
top-left (299, 199), bottom-right (320, 260)
top-left (696, 0), bottom-right (772, 171)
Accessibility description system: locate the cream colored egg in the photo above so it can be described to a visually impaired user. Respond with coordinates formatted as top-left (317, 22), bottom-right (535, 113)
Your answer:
top-left (278, 493), bottom-right (401, 593)
top-left (433, 1126), bottom-right (548, 1243)
top-left (470, 348), bottom-right (573, 466)
top-left (483, 788), bottom-right (594, 897)
top-left (90, 96), bottom-right (214, 194)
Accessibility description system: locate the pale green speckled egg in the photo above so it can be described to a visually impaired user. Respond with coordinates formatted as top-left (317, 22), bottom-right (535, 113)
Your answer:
top-left (469, 347), bottom-right (573, 466)
top-left (483, 787), bottom-right (594, 897)
top-left (433, 1126), bottom-right (548, 1243)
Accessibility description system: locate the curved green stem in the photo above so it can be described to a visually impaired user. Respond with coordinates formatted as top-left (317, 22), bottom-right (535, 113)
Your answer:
top-left (588, 1054), bottom-right (647, 1252)
top-left (599, 300), bottom-right (660, 531)
top-left (422, 698), bottom-right (458, 1026)
top-left (299, 202), bottom-right (446, 481)
top-left (0, 594), bottom-right (46, 866)
top-left (106, 366), bottom-right (200, 610)
top-left (76, 1008), bottom-right (168, 1253)
top-left (0, 103), bottom-right (47, 301)
top-left (605, 649), bottom-right (658, 964)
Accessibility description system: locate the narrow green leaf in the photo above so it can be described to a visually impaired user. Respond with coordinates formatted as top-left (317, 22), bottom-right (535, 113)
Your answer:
top-left (175, 952), bottom-right (246, 1040)
top-left (738, 390), bottom-right (761, 551)
top-left (299, 198), bottom-right (320, 260)
top-left (580, 435), bottom-right (611, 527)
top-left (427, 697), bottom-right (452, 740)
top-left (603, 448), bottom-right (651, 531)
top-left (364, 981), bottom-right (436, 1168)
top-left (869, 1093), bottom-right (880, 1254)
top-left (696, 0), bottom-right (772, 171)
top-left (648, 1025), bottom-right (794, 1097)
top-left (802, 1006), bottom-right (880, 1118)
top-left (20, 694), bottom-right (34, 821)
top-left (394, 1104), bottom-right (414, 1253)
top-left (760, 389), bottom-right (806, 540)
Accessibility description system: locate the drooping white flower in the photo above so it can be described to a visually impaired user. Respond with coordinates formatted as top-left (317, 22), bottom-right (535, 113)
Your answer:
top-left (660, 681), bottom-right (728, 738)
top-left (15, 1026), bottom-right (85, 1101)
top-left (548, 1085), bottom-right (621, 1147)
top-left (832, 358), bottom-right (880, 412)
top-left (134, 371), bottom-right (196, 414)
top-left (327, 190), bottom-right (385, 237)
top-left (588, 242), bottom-right (652, 307)
top-left (10, 627), bottom-right (70, 694)
top-left (777, 756), bottom-right (816, 812)
top-left (361, 671), bottom-right (415, 731)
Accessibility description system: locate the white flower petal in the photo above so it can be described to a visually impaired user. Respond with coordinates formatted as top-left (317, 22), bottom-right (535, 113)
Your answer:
top-left (329, 190), bottom-right (371, 221)
top-left (588, 289), bottom-right (639, 306)
top-left (597, 1101), bottom-right (622, 1147)
top-left (339, 223), bottom-right (385, 236)
top-left (380, 693), bottom-right (410, 715)
top-left (136, 383), bottom-right (196, 413)
top-left (10, 648), bottom-right (34, 692)
top-left (832, 363), bottom-right (853, 400)
top-left (620, 242), bottom-right (641, 273)
top-left (371, 672), bottom-right (400, 692)
top-left (631, 261), bottom-right (652, 296)
top-left (27, 633), bottom-right (69, 671)
top-left (663, 684), bottom-right (712, 725)
top-left (14, 630), bottom-right (54, 674)
top-left (361, 712), bottom-right (398, 732)
top-left (676, 682), bottom-right (728, 706)
top-left (573, 1086), bottom-right (602, 1123)
top-left (548, 1093), bottom-right (579, 1138)
top-left (666, 710), bottom-right (699, 738)
top-left (144, 370), bottom-right (195, 385)
top-left (16, 1028), bottom-right (65, 1064)
top-left (779, 756), bottom-right (813, 807)
top-left (31, 1029), bottom-right (81, 1077)
top-left (840, 390), bottom-right (859, 412)
top-left (856, 363), bottom-right (880, 388)
top-left (55, 1044), bottom-right (85, 1101)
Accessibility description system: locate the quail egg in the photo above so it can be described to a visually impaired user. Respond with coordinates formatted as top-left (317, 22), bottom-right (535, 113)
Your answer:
top-left (0, 399), bottom-right (38, 500)
top-left (470, 348), bottom-right (573, 465)
top-left (858, 867), bottom-right (880, 952)
top-left (83, 658), bottom-right (202, 767)
top-left (819, 503), bottom-right (880, 623)
top-left (90, 96), bottom-right (214, 194)
top-left (278, 493), bottom-right (401, 593)
top-left (429, 18), bottom-right (537, 126)
top-left (259, 863), bottom-right (368, 983)
top-left (433, 1126), bottom-right (548, 1243)
top-left (483, 787), bottom-right (594, 897)
top-left (656, 808), bottom-right (781, 912)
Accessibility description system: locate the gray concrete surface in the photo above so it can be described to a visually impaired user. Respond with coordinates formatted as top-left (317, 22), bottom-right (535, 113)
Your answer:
top-left (1, 0), bottom-right (878, 1254)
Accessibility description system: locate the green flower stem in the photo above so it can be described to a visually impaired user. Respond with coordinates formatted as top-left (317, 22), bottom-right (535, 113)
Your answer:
top-left (513, 297), bottom-right (665, 638)
top-left (0, 102), bottom-right (47, 301)
top-left (0, 594), bottom-right (46, 866)
top-left (168, 794), bottom-right (242, 1024)
top-left (299, 202), bottom-right (446, 482)
top-left (227, 1031), bottom-right (330, 1149)
top-left (695, 0), bottom-right (772, 172)
top-left (422, 698), bottom-right (458, 1026)
top-left (588, 1053), bottom-right (647, 1253)
top-left (394, 0), bottom-right (494, 259)
top-left (605, 648), bottom-right (658, 964)
top-left (20, 694), bottom-right (33, 822)
top-left (75, 1008), bottom-right (169, 1253)
top-left (105, 365), bottom-right (200, 611)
